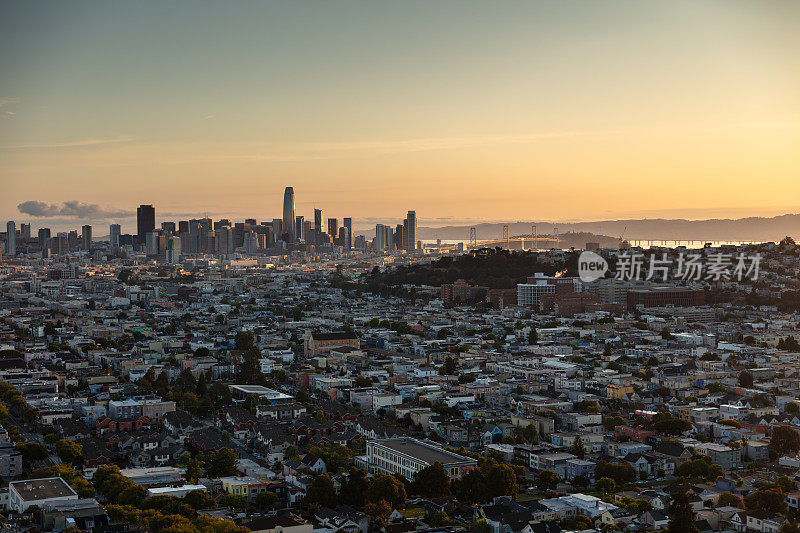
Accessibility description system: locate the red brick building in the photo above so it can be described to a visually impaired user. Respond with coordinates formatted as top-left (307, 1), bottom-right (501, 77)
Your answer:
top-left (440, 279), bottom-right (487, 305)
top-left (304, 331), bottom-right (359, 356)
top-left (626, 288), bottom-right (705, 310)
top-left (486, 288), bottom-right (518, 308)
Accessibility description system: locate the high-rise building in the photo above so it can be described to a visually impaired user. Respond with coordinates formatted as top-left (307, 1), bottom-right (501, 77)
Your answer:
top-left (53, 233), bottom-right (69, 256)
top-left (404, 211), bottom-right (417, 251)
top-left (343, 218), bottom-right (353, 249)
top-left (146, 231), bottom-right (161, 257)
top-left (82, 225), bottom-right (92, 251)
top-left (314, 209), bottom-right (325, 235)
top-left (375, 224), bottom-right (386, 251)
top-left (218, 226), bottom-right (234, 254)
top-left (394, 224), bottom-right (404, 250)
top-left (20, 223), bottom-right (31, 240)
top-left (187, 219), bottom-right (201, 253)
top-left (68, 230), bottom-right (78, 250)
top-left (338, 227), bottom-right (351, 249)
top-left (295, 216), bottom-right (305, 241)
top-left (199, 217), bottom-right (212, 252)
top-left (137, 205), bottom-right (155, 246)
top-left (109, 224), bottom-right (121, 250)
top-left (244, 231), bottom-right (260, 254)
top-left (271, 219), bottom-right (283, 246)
top-left (282, 187), bottom-right (296, 242)
top-left (206, 230), bottom-right (217, 253)
top-left (178, 220), bottom-right (189, 234)
top-left (5, 221), bottom-right (15, 256)
top-left (38, 228), bottom-right (51, 250)
top-left (327, 218), bottom-right (338, 239)
top-left (166, 235), bottom-right (182, 264)
top-left (161, 222), bottom-right (176, 235)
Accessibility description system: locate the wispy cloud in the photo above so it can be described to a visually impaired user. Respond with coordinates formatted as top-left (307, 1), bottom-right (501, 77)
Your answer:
top-left (240, 130), bottom-right (622, 161)
top-left (5, 137), bottom-right (135, 150)
top-left (0, 97), bottom-right (19, 108)
top-left (0, 97), bottom-right (19, 119)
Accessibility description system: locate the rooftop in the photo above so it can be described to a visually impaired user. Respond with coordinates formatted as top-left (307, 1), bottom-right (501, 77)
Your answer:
top-left (228, 384), bottom-right (293, 401)
top-left (10, 477), bottom-right (78, 502)
top-left (372, 438), bottom-right (477, 467)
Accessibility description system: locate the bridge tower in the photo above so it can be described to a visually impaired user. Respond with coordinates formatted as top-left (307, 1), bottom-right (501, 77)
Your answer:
top-left (502, 224), bottom-right (509, 249)
top-left (469, 227), bottom-right (477, 247)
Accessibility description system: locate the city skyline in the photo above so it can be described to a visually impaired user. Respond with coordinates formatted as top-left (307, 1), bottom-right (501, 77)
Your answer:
top-left (2, 1), bottom-right (799, 225)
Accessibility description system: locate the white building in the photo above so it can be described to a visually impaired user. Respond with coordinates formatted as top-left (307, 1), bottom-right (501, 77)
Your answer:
top-left (366, 438), bottom-right (477, 480)
top-left (8, 477), bottom-right (79, 513)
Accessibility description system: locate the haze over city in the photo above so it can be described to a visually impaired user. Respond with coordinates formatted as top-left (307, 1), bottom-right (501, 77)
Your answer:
top-left (2, 1), bottom-right (800, 230)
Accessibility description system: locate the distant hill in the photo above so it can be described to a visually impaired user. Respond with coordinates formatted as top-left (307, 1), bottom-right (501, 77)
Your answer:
top-left (418, 214), bottom-right (800, 243)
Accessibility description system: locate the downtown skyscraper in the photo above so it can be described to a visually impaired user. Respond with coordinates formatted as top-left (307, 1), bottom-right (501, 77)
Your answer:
top-left (282, 187), bottom-right (295, 242)
top-left (137, 204), bottom-right (155, 247)
top-left (404, 210), bottom-right (417, 251)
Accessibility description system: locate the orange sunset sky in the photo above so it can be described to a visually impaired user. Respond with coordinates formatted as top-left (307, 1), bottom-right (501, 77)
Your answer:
top-left (1, 1), bottom-right (799, 232)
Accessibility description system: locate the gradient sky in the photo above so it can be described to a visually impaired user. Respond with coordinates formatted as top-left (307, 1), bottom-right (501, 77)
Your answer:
top-left (1, 1), bottom-right (799, 232)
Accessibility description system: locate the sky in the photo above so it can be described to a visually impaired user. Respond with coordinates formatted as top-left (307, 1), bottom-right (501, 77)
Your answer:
top-left (1, 1), bottom-right (799, 233)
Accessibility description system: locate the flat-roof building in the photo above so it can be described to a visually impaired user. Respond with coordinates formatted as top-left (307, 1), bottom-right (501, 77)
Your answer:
top-left (366, 438), bottom-right (477, 480)
top-left (228, 384), bottom-right (294, 404)
top-left (8, 477), bottom-right (79, 513)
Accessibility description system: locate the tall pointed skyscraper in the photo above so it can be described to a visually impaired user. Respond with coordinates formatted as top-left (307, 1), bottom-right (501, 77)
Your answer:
top-left (282, 187), bottom-right (296, 242)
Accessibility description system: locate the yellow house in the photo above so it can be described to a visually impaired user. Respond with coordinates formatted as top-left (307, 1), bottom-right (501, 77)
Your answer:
top-left (220, 476), bottom-right (274, 502)
top-left (606, 382), bottom-right (634, 399)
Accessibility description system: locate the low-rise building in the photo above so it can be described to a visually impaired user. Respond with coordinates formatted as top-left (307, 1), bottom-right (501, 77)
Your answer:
top-left (8, 477), bottom-right (79, 513)
top-left (365, 437), bottom-right (477, 480)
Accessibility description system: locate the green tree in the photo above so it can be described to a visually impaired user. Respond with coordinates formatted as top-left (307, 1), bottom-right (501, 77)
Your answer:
top-left (439, 356), bottom-right (457, 375)
top-left (536, 470), bottom-right (560, 492)
top-left (528, 328), bottom-right (538, 345)
top-left (716, 492), bottom-right (743, 508)
top-left (469, 519), bottom-right (492, 533)
top-left (184, 489), bottom-right (217, 510)
top-left (411, 462), bottom-right (450, 498)
top-left (745, 488), bottom-right (787, 514)
top-left (569, 436), bottom-right (587, 459)
top-left (219, 494), bottom-right (247, 510)
top-left (365, 500), bottom-right (392, 529)
top-left (254, 491), bottom-right (278, 510)
top-left (603, 415), bottom-right (626, 431)
top-left (55, 439), bottom-right (83, 464)
top-left (15, 442), bottom-right (48, 462)
top-left (340, 468), bottom-right (369, 507)
top-left (306, 474), bottom-right (337, 508)
top-left (667, 481), bottom-right (699, 533)
top-left (367, 474), bottom-right (407, 509)
top-left (777, 475), bottom-right (798, 494)
top-left (485, 463), bottom-right (518, 498)
top-left (595, 461), bottom-right (637, 484)
top-left (596, 477), bottom-right (616, 495)
top-left (738, 370), bottom-right (754, 388)
top-left (234, 331), bottom-right (255, 351)
top-left (770, 425), bottom-right (800, 458)
top-left (424, 511), bottom-right (451, 527)
top-left (452, 468), bottom-right (489, 504)
top-left (205, 449), bottom-right (238, 478)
